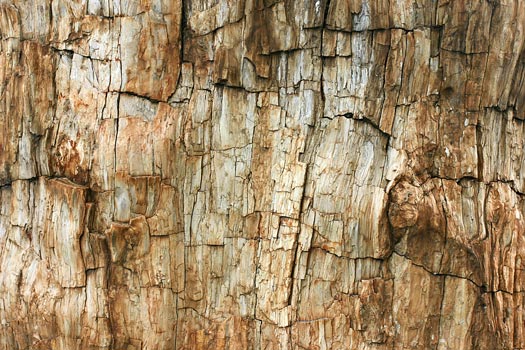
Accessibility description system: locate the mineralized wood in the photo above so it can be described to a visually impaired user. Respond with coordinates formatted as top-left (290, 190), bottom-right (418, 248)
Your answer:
top-left (1, 0), bottom-right (525, 349)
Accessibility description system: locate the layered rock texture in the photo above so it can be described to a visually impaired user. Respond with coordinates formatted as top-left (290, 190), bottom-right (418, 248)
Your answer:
top-left (1, 0), bottom-right (525, 349)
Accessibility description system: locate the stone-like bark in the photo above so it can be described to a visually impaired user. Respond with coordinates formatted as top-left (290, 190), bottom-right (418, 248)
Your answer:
top-left (1, 0), bottom-right (525, 349)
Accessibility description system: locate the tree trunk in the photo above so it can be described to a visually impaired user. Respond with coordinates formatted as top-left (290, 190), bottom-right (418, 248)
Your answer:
top-left (1, 0), bottom-right (524, 349)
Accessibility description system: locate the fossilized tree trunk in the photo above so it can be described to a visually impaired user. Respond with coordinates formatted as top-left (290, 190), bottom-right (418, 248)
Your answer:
top-left (1, 0), bottom-right (525, 349)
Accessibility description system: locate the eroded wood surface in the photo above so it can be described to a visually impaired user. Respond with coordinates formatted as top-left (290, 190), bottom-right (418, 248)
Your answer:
top-left (1, 0), bottom-right (525, 349)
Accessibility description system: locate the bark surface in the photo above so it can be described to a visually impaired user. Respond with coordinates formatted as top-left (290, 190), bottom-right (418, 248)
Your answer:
top-left (1, 0), bottom-right (525, 349)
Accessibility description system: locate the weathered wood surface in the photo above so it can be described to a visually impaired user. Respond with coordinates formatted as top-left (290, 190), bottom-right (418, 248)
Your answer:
top-left (1, 0), bottom-right (525, 349)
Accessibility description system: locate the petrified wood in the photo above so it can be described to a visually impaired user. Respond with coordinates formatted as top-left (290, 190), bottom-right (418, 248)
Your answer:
top-left (1, 1), bottom-right (525, 349)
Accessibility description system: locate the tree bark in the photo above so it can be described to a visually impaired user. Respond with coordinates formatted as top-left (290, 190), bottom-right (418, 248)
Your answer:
top-left (1, 0), bottom-right (525, 349)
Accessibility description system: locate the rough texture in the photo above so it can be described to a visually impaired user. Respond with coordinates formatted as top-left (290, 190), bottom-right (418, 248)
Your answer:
top-left (1, 0), bottom-right (525, 349)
